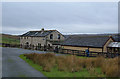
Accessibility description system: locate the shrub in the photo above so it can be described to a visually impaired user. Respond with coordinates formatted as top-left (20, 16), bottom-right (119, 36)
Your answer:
top-left (56, 56), bottom-right (66, 71)
top-left (84, 58), bottom-right (94, 70)
top-left (93, 56), bottom-right (105, 67)
top-left (24, 53), bottom-right (56, 72)
top-left (72, 56), bottom-right (83, 72)
top-left (23, 53), bottom-right (119, 77)
top-left (101, 57), bottom-right (119, 77)
top-left (56, 55), bottom-right (82, 72)
top-left (106, 64), bottom-right (119, 77)
top-left (56, 56), bottom-right (72, 72)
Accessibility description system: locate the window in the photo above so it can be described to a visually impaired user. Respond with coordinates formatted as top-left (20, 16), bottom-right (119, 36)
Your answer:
top-left (48, 44), bottom-right (50, 47)
top-left (58, 34), bottom-right (60, 39)
top-left (50, 34), bottom-right (53, 39)
top-left (38, 43), bottom-right (41, 48)
top-left (38, 43), bottom-right (41, 46)
top-left (26, 42), bottom-right (29, 46)
top-left (25, 42), bottom-right (29, 48)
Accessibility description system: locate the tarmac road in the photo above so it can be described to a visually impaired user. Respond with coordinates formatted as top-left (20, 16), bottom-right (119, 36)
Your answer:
top-left (0, 47), bottom-right (2, 79)
top-left (2, 47), bottom-right (47, 77)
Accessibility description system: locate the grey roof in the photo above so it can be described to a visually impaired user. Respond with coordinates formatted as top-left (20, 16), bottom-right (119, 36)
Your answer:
top-left (64, 34), bottom-right (120, 42)
top-left (21, 30), bottom-right (56, 37)
top-left (108, 42), bottom-right (120, 48)
top-left (61, 36), bottom-right (111, 48)
top-left (112, 35), bottom-right (120, 42)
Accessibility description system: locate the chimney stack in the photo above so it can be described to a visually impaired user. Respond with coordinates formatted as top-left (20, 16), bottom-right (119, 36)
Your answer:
top-left (41, 28), bottom-right (44, 31)
top-left (41, 28), bottom-right (44, 34)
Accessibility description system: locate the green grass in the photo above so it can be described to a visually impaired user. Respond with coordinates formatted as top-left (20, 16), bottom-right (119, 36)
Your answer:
top-left (19, 54), bottom-right (105, 77)
top-left (55, 52), bottom-right (89, 58)
top-left (18, 75), bottom-right (27, 77)
top-left (1, 36), bottom-right (20, 44)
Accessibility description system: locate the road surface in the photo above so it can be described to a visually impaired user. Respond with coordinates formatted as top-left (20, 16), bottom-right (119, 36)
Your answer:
top-left (0, 47), bottom-right (2, 79)
top-left (2, 47), bottom-right (48, 77)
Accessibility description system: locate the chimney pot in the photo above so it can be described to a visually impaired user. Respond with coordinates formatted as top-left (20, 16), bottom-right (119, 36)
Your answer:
top-left (41, 28), bottom-right (44, 31)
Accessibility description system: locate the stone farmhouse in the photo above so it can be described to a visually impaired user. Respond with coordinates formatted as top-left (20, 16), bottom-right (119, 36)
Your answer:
top-left (20, 28), bottom-right (65, 50)
top-left (20, 28), bottom-right (120, 57)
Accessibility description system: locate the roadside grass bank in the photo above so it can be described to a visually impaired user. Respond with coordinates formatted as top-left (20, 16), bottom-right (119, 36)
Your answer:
top-left (1, 34), bottom-right (20, 45)
top-left (19, 53), bottom-right (119, 77)
top-left (0, 34), bottom-right (20, 47)
top-left (1, 36), bottom-right (20, 48)
top-left (2, 36), bottom-right (20, 45)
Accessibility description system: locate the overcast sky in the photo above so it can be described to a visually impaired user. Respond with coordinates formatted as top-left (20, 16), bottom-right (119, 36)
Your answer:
top-left (2, 2), bottom-right (118, 35)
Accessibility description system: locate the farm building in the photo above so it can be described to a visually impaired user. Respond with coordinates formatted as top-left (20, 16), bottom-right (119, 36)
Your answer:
top-left (60, 35), bottom-right (120, 57)
top-left (20, 28), bottom-right (120, 57)
top-left (107, 42), bottom-right (120, 57)
top-left (20, 28), bottom-right (65, 50)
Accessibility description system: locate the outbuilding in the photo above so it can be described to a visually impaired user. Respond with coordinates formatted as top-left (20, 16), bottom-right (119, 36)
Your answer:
top-left (107, 42), bottom-right (120, 57)
top-left (60, 35), bottom-right (115, 56)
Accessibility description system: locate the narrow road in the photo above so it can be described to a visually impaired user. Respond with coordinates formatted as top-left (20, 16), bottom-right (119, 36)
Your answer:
top-left (2, 47), bottom-right (47, 77)
top-left (0, 47), bottom-right (2, 79)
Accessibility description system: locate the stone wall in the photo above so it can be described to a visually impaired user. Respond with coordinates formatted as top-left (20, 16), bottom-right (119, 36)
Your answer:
top-left (46, 31), bottom-right (64, 41)
top-left (20, 37), bottom-right (46, 46)
top-left (103, 38), bottom-right (114, 52)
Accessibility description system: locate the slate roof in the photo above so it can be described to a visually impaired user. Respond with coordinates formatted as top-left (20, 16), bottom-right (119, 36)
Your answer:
top-left (64, 34), bottom-right (120, 42)
top-left (21, 30), bottom-right (56, 37)
top-left (112, 35), bottom-right (120, 42)
top-left (61, 36), bottom-right (111, 48)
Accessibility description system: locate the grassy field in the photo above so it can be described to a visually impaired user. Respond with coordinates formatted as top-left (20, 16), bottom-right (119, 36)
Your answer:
top-left (0, 34), bottom-right (20, 44)
top-left (19, 54), bottom-right (107, 77)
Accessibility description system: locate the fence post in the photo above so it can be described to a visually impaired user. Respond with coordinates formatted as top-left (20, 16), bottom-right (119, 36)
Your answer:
top-left (90, 52), bottom-right (92, 57)
top-left (84, 51), bottom-right (85, 56)
top-left (77, 50), bottom-right (79, 56)
top-left (67, 49), bottom-right (68, 54)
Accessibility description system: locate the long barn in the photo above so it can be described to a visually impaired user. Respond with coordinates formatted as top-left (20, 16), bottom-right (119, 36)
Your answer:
top-left (59, 35), bottom-right (120, 57)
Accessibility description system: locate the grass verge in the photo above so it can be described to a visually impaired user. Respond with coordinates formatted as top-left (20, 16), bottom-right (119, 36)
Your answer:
top-left (19, 54), bottom-right (105, 77)
top-left (2, 36), bottom-right (20, 44)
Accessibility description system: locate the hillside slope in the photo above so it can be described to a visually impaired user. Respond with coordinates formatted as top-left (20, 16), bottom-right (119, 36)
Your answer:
top-left (0, 34), bottom-right (20, 44)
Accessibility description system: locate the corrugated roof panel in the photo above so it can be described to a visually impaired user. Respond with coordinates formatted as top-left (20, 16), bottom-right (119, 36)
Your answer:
top-left (108, 42), bottom-right (120, 48)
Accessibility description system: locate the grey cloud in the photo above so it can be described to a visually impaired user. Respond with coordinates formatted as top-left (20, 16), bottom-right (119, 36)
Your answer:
top-left (2, 2), bottom-right (118, 35)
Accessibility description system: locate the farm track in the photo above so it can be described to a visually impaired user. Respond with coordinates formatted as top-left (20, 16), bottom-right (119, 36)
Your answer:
top-left (2, 47), bottom-right (47, 77)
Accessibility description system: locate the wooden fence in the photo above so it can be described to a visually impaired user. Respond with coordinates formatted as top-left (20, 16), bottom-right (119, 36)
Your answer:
top-left (2, 43), bottom-right (119, 58)
top-left (60, 49), bottom-right (120, 58)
